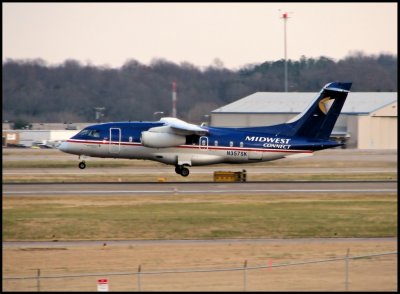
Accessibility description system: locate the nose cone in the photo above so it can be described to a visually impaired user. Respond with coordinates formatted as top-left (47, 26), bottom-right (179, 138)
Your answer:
top-left (58, 141), bottom-right (69, 153)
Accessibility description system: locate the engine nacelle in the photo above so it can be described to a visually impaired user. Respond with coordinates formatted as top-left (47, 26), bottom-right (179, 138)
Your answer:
top-left (141, 131), bottom-right (186, 148)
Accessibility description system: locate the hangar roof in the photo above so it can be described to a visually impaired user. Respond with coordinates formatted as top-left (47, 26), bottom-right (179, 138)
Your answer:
top-left (212, 92), bottom-right (398, 114)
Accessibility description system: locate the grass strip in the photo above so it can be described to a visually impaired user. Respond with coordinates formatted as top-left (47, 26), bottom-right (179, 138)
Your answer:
top-left (3, 194), bottom-right (397, 241)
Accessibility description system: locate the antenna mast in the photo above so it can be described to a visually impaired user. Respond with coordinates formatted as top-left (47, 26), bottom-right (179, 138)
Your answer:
top-left (281, 12), bottom-right (290, 92)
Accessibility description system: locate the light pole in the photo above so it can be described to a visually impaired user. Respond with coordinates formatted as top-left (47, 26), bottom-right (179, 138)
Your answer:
top-left (281, 12), bottom-right (289, 92)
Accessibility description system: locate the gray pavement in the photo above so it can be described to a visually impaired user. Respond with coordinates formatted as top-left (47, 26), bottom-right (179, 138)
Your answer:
top-left (3, 181), bottom-right (397, 196)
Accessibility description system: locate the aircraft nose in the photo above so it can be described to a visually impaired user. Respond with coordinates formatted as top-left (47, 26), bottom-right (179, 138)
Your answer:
top-left (58, 141), bottom-right (69, 153)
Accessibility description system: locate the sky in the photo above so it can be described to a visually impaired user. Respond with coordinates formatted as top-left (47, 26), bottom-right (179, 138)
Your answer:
top-left (2, 2), bottom-right (397, 70)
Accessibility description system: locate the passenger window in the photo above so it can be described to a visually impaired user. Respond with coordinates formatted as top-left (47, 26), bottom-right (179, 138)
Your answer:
top-left (214, 140), bottom-right (218, 146)
top-left (229, 141), bottom-right (233, 147)
top-left (240, 142), bottom-right (244, 148)
top-left (129, 136), bottom-right (133, 142)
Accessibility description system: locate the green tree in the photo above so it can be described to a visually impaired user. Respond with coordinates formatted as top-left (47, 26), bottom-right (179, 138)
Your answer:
top-left (12, 119), bottom-right (32, 130)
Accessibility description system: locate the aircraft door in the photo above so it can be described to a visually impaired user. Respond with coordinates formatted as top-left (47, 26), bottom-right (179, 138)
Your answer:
top-left (199, 136), bottom-right (208, 150)
top-left (109, 128), bottom-right (121, 154)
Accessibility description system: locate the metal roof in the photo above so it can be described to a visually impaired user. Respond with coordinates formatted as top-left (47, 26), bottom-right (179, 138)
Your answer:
top-left (212, 92), bottom-right (398, 114)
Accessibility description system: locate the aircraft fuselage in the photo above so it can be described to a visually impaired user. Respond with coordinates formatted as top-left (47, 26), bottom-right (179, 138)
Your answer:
top-left (60, 122), bottom-right (339, 166)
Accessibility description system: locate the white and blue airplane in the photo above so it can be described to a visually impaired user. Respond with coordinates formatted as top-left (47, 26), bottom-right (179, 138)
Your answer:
top-left (59, 82), bottom-right (352, 176)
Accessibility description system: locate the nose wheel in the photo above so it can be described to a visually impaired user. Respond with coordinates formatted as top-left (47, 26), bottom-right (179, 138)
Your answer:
top-left (175, 165), bottom-right (190, 177)
top-left (78, 161), bottom-right (86, 169)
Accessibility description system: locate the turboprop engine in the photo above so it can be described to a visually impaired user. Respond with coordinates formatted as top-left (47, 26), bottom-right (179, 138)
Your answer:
top-left (141, 126), bottom-right (186, 148)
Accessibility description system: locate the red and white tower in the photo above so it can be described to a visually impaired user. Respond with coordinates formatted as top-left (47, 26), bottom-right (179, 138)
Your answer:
top-left (172, 81), bottom-right (177, 118)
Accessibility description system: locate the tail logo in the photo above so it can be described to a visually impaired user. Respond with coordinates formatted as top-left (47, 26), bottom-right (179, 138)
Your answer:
top-left (318, 97), bottom-right (334, 115)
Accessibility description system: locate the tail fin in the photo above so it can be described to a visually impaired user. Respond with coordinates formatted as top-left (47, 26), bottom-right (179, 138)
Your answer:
top-left (286, 82), bottom-right (352, 140)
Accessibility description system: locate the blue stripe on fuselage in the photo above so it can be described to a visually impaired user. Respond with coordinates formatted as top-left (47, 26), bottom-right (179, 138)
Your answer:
top-left (70, 122), bottom-right (339, 152)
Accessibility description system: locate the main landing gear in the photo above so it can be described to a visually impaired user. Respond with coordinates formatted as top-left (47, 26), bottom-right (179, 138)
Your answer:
top-left (175, 165), bottom-right (190, 177)
top-left (78, 161), bottom-right (86, 169)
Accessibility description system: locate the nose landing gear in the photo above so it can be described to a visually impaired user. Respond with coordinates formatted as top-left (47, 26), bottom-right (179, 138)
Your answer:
top-left (78, 155), bottom-right (88, 169)
top-left (175, 165), bottom-right (190, 177)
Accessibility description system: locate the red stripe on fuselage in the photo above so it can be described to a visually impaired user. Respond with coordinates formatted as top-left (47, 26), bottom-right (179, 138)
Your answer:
top-left (66, 139), bottom-right (313, 154)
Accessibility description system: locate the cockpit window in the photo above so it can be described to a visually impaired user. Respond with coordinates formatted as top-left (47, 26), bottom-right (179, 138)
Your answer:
top-left (88, 130), bottom-right (101, 138)
top-left (77, 129), bottom-right (89, 136)
top-left (77, 129), bottom-right (101, 138)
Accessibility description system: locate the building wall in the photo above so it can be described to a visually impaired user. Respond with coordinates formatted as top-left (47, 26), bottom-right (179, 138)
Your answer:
top-left (356, 102), bottom-right (397, 149)
top-left (19, 131), bottom-right (50, 146)
top-left (357, 116), bottom-right (397, 149)
top-left (49, 130), bottom-right (80, 141)
top-left (2, 131), bottom-right (20, 146)
top-left (346, 116), bottom-right (359, 149)
top-left (211, 113), bottom-right (295, 127)
top-left (372, 116), bottom-right (397, 149)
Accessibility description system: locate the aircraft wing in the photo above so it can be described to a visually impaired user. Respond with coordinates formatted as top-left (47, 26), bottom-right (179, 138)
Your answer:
top-left (159, 117), bottom-right (208, 135)
top-left (141, 117), bottom-right (208, 148)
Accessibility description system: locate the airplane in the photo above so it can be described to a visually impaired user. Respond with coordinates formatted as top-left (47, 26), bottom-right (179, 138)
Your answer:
top-left (59, 82), bottom-right (352, 177)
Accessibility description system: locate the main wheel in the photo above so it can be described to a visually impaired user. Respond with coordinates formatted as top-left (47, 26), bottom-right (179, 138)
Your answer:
top-left (78, 161), bottom-right (86, 169)
top-left (180, 167), bottom-right (190, 177)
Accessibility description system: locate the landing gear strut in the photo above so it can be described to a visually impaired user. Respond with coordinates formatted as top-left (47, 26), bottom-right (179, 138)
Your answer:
top-left (78, 161), bottom-right (86, 169)
top-left (175, 165), bottom-right (190, 177)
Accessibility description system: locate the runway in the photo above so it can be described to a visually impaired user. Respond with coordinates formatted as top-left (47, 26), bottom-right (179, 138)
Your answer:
top-left (3, 181), bottom-right (397, 196)
top-left (3, 166), bottom-right (396, 175)
top-left (3, 237), bottom-right (396, 248)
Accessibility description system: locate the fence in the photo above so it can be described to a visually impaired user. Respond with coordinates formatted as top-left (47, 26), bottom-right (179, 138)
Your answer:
top-left (3, 251), bottom-right (397, 291)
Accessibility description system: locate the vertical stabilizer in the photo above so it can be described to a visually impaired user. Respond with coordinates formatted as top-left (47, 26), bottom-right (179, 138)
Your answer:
top-left (286, 82), bottom-right (352, 140)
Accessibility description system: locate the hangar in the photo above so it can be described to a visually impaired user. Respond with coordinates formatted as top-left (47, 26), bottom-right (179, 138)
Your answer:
top-left (211, 92), bottom-right (397, 149)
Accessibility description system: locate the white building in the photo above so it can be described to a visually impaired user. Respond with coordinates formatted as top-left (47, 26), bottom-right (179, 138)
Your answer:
top-left (2, 130), bottom-right (80, 147)
top-left (2, 122), bottom-right (91, 147)
top-left (211, 92), bottom-right (397, 149)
